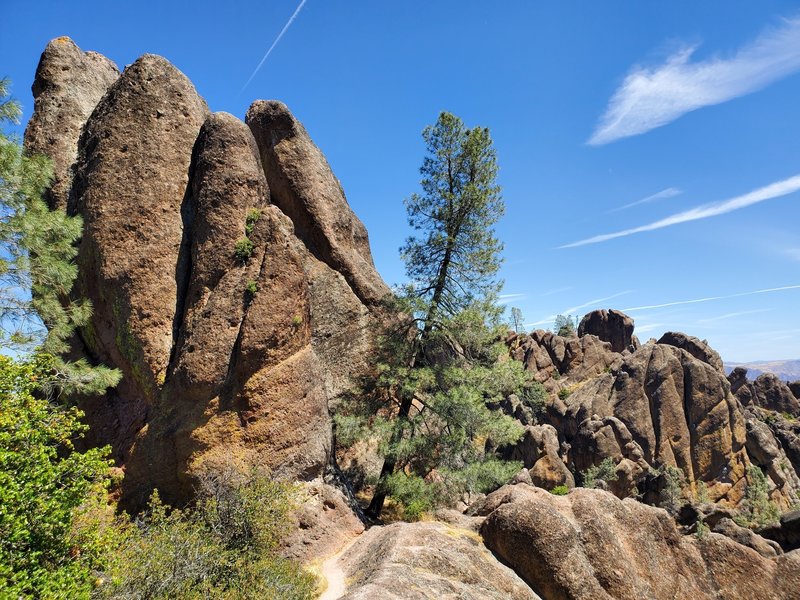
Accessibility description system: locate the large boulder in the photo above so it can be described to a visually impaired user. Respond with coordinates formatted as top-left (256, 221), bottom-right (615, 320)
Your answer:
top-left (245, 100), bottom-right (389, 307)
top-left (24, 37), bottom-right (119, 210)
top-left (504, 425), bottom-right (575, 490)
top-left (331, 521), bottom-right (539, 599)
top-left (479, 485), bottom-right (800, 600)
top-left (578, 309), bottom-right (638, 353)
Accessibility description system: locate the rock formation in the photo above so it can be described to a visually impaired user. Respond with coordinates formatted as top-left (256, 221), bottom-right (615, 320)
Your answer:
top-left (331, 522), bottom-right (538, 599)
top-left (478, 484), bottom-right (800, 600)
top-left (23, 38), bottom-right (800, 599)
top-left (24, 37), bottom-right (119, 210)
top-left (577, 308), bottom-right (638, 353)
top-left (26, 38), bottom-right (387, 507)
top-left (507, 311), bottom-right (800, 510)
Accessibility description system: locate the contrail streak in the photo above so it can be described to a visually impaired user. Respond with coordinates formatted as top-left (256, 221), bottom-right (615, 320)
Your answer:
top-left (622, 284), bottom-right (800, 312)
top-left (560, 174), bottom-right (800, 248)
top-left (241, 0), bottom-right (308, 93)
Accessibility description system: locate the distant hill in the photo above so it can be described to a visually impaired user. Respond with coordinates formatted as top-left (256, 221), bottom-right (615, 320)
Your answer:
top-left (724, 359), bottom-right (800, 382)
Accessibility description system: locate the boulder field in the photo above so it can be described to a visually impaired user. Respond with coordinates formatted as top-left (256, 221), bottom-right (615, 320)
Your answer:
top-left (24, 37), bottom-right (800, 599)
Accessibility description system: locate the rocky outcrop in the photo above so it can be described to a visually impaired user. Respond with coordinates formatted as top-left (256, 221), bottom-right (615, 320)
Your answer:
top-left (504, 425), bottom-right (574, 490)
top-left (759, 509), bottom-right (800, 552)
top-left (23, 37), bottom-right (119, 210)
top-left (27, 40), bottom-right (388, 507)
top-left (790, 381), bottom-right (800, 400)
top-left (511, 329), bottom-right (620, 386)
top-left (577, 309), bottom-right (638, 353)
top-left (280, 479), bottom-right (365, 563)
top-left (333, 522), bottom-right (539, 599)
top-left (478, 485), bottom-right (800, 600)
top-left (730, 370), bottom-right (800, 415)
top-left (657, 331), bottom-right (724, 373)
top-left (558, 341), bottom-right (750, 504)
top-left (245, 100), bottom-right (389, 307)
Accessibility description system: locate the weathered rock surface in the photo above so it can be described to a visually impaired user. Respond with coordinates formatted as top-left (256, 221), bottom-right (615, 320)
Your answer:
top-left (245, 100), bottom-right (389, 307)
top-left (27, 40), bottom-right (388, 507)
top-left (280, 479), bottom-right (365, 563)
top-left (730, 369), bottom-right (800, 415)
top-left (559, 341), bottom-right (750, 504)
top-left (578, 309), bottom-right (638, 353)
top-left (790, 380), bottom-right (800, 400)
top-left (512, 329), bottom-right (620, 386)
top-left (711, 517), bottom-right (782, 558)
top-left (759, 509), bottom-right (800, 552)
top-left (335, 522), bottom-right (539, 599)
top-left (479, 485), bottom-right (800, 600)
top-left (504, 425), bottom-right (574, 490)
top-left (657, 331), bottom-right (724, 373)
top-left (24, 37), bottom-right (119, 210)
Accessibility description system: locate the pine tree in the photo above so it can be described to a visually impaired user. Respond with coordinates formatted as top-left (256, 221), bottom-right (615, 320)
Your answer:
top-left (338, 112), bottom-right (529, 518)
top-left (0, 78), bottom-right (119, 395)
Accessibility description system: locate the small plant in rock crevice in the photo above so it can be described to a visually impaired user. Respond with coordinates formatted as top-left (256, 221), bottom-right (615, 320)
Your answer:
top-left (234, 237), bottom-right (255, 264)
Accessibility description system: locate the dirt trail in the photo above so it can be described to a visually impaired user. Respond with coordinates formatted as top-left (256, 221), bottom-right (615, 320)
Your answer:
top-left (318, 534), bottom-right (360, 600)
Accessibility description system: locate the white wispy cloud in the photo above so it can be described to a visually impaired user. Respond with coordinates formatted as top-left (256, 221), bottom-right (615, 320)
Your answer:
top-left (589, 17), bottom-right (800, 145)
top-left (622, 284), bottom-right (800, 312)
top-left (560, 174), bottom-right (800, 248)
top-left (635, 323), bottom-right (665, 334)
top-left (562, 290), bottom-right (633, 315)
top-left (498, 293), bottom-right (526, 305)
top-left (610, 187), bottom-right (682, 212)
top-left (540, 287), bottom-right (572, 297)
top-left (784, 247), bottom-right (800, 261)
top-left (241, 0), bottom-right (308, 93)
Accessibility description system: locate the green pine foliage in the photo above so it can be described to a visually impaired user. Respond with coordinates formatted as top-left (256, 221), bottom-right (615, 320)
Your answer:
top-left (337, 112), bottom-right (532, 518)
top-left (0, 354), bottom-right (116, 598)
top-left (0, 78), bottom-right (119, 396)
top-left (734, 465), bottom-right (780, 529)
top-left (581, 457), bottom-right (619, 489)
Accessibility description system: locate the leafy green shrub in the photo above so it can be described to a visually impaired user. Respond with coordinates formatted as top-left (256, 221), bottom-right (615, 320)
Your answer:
top-left (291, 315), bottom-right (303, 327)
top-left (550, 485), bottom-right (569, 496)
top-left (234, 237), bottom-right (255, 263)
top-left (695, 480), bottom-right (710, 504)
top-left (97, 466), bottom-right (316, 599)
top-left (581, 457), bottom-right (618, 489)
top-left (657, 465), bottom-right (685, 513)
top-left (521, 381), bottom-right (547, 421)
top-left (695, 519), bottom-right (710, 540)
top-left (245, 280), bottom-right (258, 298)
top-left (734, 465), bottom-right (780, 529)
top-left (245, 208), bottom-right (262, 235)
top-left (557, 387), bottom-right (572, 400)
top-left (0, 354), bottom-right (115, 598)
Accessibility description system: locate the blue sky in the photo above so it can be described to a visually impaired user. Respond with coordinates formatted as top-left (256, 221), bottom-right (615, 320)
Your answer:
top-left (2, 1), bottom-right (799, 362)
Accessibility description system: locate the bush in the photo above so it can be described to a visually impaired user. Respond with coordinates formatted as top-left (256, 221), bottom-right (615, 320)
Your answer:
top-left (234, 237), bottom-right (255, 263)
top-left (245, 280), bottom-right (258, 298)
top-left (557, 387), bottom-right (572, 400)
top-left (96, 466), bottom-right (316, 599)
top-left (734, 465), bottom-right (780, 529)
top-left (550, 485), bottom-right (569, 496)
top-left (0, 354), bottom-right (115, 598)
top-left (521, 381), bottom-right (547, 421)
top-left (658, 465), bottom-right (685, 513)
top-left (245, 209), bottom-right (261, 236)
top-left (581, 457), bottom-right (618, 489)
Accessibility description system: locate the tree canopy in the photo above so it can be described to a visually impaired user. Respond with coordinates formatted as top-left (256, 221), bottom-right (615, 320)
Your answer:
top-left (337, 112), bottom-right (529, 519)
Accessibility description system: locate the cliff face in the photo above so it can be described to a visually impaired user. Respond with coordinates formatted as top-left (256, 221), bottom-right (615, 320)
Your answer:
top-left (26, 38), bottom-right (388, 507)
